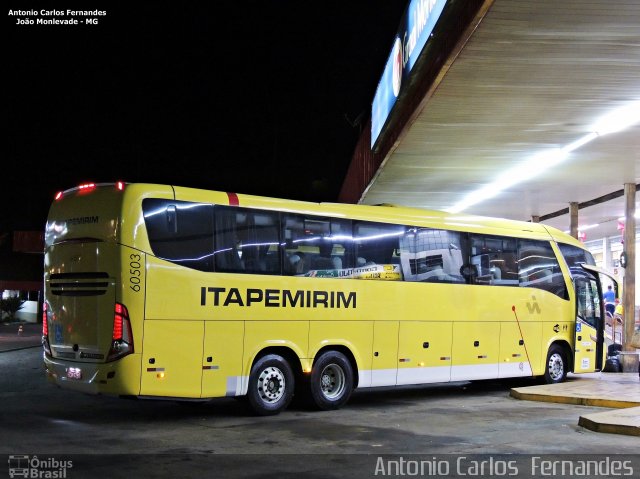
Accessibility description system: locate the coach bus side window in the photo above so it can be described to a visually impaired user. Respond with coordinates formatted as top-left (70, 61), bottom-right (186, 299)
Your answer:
top-left (401, 228), bottom-right (465, 283)
top-left (142, 199), bottom-right (214, 272)
top-left (239, 208), bottom-right (280, 274)
top-left (214, 206), bottom-right (244, 273)
top-left (214, 206), bottom-right (281, 274)
top-left (518, 240), bottom-right (568, 299)
top-left (469, 235), bottom-right (518, 286)
top-left (558, 243), bottom-right (596, 277)
top-left (353, 221), bottom-right (405, 281)
top-left (282, 214), bottom-right (353, 277)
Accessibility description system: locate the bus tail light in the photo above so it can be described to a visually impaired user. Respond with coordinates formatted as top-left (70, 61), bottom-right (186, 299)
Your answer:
top-left (42, 303), bottom-right (51, 356)
top-left (77, 183), bottom-right (97, 194)
top-left (107, 303), bottom-right (134, 362)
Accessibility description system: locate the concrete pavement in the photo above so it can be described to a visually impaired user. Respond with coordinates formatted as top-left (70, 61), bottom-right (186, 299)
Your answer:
top-left (511, 372), bottom-right (640, 437)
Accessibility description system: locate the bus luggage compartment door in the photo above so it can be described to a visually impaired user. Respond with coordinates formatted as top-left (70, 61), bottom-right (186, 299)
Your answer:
top-left (140, 320), bottom-right (204, 397)
top-left (201, 321), bottom-right (244, 398)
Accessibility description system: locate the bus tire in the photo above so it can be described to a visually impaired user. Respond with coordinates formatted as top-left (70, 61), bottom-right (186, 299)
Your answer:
top-left (544, 344), bottom-right (568, 384)
top-left (247, 354), bottom-right (294, 416)
top-left (310, 351), bottom-right (354, 411)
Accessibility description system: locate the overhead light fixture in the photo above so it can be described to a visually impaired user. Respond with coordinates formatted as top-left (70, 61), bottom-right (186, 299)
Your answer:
top-left (563, 132), bottom-right (598, 153)
top-left (447, 148), bottom-right (568, 213)
top-left (617, 212), bottom-right (640, 221)
top-left (563, 223), bottom-right (600, 234)
top-left (592, 100), bottom-right (640, 136)
top-left (446, 100), bottom-right (640, 214)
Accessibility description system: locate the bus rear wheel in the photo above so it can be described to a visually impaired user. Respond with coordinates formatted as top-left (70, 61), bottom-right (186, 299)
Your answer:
top-left (310, 351), bottom-right (354, 410)
top-left (544, 344), bottom-right (568, 384)
top-left (247, 354), bottom-right (294, 416)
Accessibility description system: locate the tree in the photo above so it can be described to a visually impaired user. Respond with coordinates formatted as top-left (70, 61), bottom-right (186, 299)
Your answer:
top-left (0, 297), bottom-right (25, 322)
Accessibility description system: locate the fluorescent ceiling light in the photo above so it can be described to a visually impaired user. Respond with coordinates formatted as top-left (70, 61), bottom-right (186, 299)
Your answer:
top-left (617, 212), bottom-right (640, 221)
top-left (592, 100), bottom-right (640, 136)
top-left (447, 148), bottom-right (568, 213)
top-left (447, 101), bottom-right (640, 214)
top-left (563, 224), bottom-right (600, 234)
top-left (563, 132), bottom-right (598, 153)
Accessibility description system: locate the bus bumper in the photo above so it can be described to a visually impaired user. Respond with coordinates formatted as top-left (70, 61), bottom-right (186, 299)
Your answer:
top-left (44, 353), bottom-right (142, 396)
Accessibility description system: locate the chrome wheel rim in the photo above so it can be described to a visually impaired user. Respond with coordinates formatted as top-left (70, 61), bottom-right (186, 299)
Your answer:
top-left (548, 352), bottom-right (564, 381)
top-left (257, 366), bottom-right (286, 404)
top-left (320, 363), bottom-right (345, 399)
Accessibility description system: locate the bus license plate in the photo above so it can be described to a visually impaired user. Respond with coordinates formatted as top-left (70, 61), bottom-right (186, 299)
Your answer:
top-left (66, 367), bottom-right (82, 380)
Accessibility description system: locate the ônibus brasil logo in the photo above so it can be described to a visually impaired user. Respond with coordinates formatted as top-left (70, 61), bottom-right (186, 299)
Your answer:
top-left (8, 455), bottom-right (73, 478)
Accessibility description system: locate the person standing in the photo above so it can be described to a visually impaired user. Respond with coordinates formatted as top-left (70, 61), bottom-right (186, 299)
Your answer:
top-left (603, 284), bottom-right (615, 303)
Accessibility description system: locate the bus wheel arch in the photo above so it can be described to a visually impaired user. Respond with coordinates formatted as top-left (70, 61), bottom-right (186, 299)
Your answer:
top-left (309, 346), bottom-right (357, 411)
top-left (246, 347), bottom-right (301, 416)
top-left (544, 341), bottom-right (571, 384)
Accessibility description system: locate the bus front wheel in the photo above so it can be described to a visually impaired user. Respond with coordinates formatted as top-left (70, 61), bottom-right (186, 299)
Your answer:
top-left (544, 344), bottom-right (568, 384)
top-left (310, 351), bottom-right (354, 410)
top-left (247, 354), bottom-right (294, 416)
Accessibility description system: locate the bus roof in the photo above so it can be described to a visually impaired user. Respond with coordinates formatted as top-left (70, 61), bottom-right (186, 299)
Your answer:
top-left (50, 181), bottom-right (585, 250)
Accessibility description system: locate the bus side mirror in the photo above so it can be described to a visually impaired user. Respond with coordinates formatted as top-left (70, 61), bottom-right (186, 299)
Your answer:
top-left (620, 252), bottom-right (627, 268)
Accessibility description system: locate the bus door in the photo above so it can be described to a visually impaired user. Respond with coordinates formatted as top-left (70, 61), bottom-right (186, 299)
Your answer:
top-left (572, 274), bottom-right (603, 373)
top-left (578, 264), bottom-right (619, 371)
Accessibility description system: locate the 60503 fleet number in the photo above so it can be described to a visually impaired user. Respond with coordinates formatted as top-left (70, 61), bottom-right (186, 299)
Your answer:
top-left (129, 253), bottom-right (142, 292)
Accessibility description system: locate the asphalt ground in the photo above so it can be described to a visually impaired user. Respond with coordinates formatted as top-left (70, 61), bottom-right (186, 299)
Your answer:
top-left (0, 321), bottom-right (42, 352)
top-left (1, 331), bottom-right (638, 479)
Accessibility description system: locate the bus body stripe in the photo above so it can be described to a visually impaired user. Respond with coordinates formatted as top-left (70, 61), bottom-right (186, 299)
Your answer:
top-left (227, 192), bottom-right (239, 206)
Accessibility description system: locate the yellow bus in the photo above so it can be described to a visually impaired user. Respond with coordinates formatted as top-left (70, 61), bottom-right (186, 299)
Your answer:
top-left (43, 182), bottom-right (614, 415)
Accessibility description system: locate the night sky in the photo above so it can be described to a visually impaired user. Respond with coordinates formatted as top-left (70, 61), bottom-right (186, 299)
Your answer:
top-left (6, 2), bottom-right (408, 231)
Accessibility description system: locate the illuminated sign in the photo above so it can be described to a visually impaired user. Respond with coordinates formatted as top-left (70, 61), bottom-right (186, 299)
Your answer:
top-left (371, 0), bottom-right (447, 149)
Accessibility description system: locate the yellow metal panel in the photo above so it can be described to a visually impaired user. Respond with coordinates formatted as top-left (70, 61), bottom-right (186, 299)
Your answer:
top-left (172, 186), bottom-right (235, 205)
top-left (511, 288), bottom-right (574, 376)
top-left (243, 320), bottom-right (309, 374)
top-left (518, 322), bottom-right (542, 374)
top-left (145, 257), bottom-right (214, 321)
top-left (100, 353), bottom-right (143, 396)
top-left (372, 321), bottom-right (399, 371)
top-left (451, 321), bottom-right (500, 375)
top-left (498, 322), bottom-right (542, 378)
top-left (140, 320), bottom-right (204, 397)
top-left (368, 321), bottom-right (399, 386)
top-left (543, 324), bottom-right (573, 351)
top-left (201, 321), bottom-right (244, 398)
top-left (308, 321), bottom-right (373, 373)
top-left (397, 321), bottom-right (452, 384)
top-left (398, 321), bottom-right (453, 369)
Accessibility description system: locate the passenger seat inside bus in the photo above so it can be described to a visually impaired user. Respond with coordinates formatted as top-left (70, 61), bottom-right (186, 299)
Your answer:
top-left (286, 253), bottom-right (302, 274)
top-left (312, 256), bottom-right (336, 270)
top-left (216, 249), bottom-right (243, 272)
top-left (356, 257), bottom-right (376, 267)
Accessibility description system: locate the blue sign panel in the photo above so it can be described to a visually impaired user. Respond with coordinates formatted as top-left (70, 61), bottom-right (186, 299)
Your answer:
top-left (371, 0), bottom-right (447, 149)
